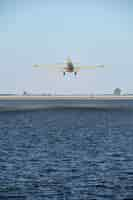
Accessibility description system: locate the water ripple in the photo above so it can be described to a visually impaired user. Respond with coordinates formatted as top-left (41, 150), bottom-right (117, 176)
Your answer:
top-left (0, 109), bottom-right (133, 199)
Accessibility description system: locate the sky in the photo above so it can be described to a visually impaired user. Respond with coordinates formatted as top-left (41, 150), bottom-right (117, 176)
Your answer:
top-left (0, 0), bottom-right (133, 94)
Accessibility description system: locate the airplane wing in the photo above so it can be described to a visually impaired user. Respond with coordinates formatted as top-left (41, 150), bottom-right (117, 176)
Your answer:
top-left (78, 64), bottom-right (104, 70)
top-left (32, 63), bottom-right (66, 71)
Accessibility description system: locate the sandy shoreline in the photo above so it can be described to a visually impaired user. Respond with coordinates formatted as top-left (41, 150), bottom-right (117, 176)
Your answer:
top-left (0, 95), bottom-right (133, 100)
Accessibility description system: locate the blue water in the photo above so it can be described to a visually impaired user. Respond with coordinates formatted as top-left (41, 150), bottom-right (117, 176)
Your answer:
top-left (0, 108), bottom-right (133, 199)
top-left (1, 99), bottom-right (133, 107)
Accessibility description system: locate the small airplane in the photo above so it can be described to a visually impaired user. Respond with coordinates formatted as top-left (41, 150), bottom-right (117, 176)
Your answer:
top-left (32, 57), bottom-right (104, 76)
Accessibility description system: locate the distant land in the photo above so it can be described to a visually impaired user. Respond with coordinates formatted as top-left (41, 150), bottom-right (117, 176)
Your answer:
top-left (0, 95), bottom-right (133, 112)
top-left (1, 93), bottom-right (133, 97)
top-left (0, 94), bottom-right (133, 100)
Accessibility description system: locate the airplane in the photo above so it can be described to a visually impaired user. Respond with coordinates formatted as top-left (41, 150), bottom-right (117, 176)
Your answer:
top-left (32, 57), bottom-right (104, 76)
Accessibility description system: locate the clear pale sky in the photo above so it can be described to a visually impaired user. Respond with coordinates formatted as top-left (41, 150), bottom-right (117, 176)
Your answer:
top-left (0, 0), bottom-right (133, 94)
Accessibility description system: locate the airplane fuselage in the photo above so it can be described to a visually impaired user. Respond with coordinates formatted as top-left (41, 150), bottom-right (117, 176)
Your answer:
top-left (63, 60), bottom-right (77, 76)
top-left (65, 62), bottom-right (74, 72)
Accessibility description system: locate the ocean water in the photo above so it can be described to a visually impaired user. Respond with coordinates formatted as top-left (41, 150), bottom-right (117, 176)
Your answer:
top-left (0, 108), bottom-right (133, 199)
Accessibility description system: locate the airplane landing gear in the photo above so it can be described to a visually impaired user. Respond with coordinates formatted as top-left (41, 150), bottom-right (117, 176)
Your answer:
top-left (74, 71), bottom-right (77, 76)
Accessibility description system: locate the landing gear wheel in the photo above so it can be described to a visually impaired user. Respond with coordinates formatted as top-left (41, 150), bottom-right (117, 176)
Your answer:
top-left (74, 71), bottom-right (77, 76)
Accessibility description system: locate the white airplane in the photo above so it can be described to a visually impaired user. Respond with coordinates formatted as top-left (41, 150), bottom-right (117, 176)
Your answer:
top-left (32, 57), bottom-right (104, 76)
